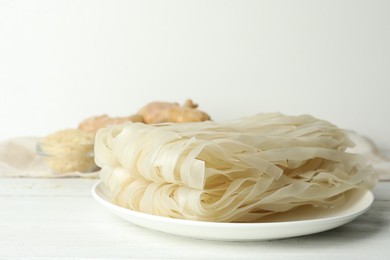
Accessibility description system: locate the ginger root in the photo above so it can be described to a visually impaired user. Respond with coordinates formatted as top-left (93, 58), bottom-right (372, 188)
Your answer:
top-left (77, 99), bottom-right (210, 132)
top-left (138, 99), bottom-right (210, 124)
top-left (78, 114), bottom-right (144, 133)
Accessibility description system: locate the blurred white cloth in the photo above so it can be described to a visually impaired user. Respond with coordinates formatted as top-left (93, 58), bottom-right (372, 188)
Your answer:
top-left (347, 132), bottom-right (390, 181)
top-left (0, 133), bottom-right (389, 180)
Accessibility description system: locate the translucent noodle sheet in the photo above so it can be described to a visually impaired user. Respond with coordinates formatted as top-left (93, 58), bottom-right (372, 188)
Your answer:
top-left (94, 113), bottom-right (378, 222)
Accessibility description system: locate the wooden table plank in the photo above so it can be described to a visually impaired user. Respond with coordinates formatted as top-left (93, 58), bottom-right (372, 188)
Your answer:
top-left (0, 178), bottom-right (389, 259)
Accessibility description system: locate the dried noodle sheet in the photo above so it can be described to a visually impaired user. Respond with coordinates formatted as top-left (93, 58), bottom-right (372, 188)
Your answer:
top-left (94, 113), bottom-right (378, 222)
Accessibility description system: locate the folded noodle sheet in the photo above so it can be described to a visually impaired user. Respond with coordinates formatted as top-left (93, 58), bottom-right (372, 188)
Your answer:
top-left (94, 113), bottom-right (378, 222)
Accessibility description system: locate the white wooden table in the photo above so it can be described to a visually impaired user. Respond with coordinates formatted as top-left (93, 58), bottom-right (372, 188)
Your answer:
top-left (1, 177), bottom-right (389, 259)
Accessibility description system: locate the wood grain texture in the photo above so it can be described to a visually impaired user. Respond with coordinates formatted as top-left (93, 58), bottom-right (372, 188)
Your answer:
top-left (0, 178), bottom-right (389, 259)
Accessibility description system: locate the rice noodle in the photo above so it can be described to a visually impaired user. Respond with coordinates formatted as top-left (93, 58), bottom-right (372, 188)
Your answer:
top-left (94, 113), bottom-right (378, 222)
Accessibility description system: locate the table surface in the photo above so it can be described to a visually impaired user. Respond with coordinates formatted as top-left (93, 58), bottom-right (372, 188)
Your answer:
top-left (1, 177), bottom-right (389, 260)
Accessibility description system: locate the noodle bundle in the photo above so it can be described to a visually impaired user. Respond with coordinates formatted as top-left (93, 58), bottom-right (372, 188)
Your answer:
top-left (94, 113), bottom-right (377, 222)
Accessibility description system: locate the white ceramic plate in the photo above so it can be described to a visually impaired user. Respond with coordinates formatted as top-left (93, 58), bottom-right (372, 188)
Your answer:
top-left (91, 181), bottom-right (374, 241)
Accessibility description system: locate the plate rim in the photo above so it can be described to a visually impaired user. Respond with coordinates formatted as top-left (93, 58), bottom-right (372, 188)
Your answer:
top-left (91, 181), bottom-right (374, 240)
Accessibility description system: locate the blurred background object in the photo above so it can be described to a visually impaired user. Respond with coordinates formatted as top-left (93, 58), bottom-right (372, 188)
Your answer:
top-left (0, 0), bottom-right (389, 150)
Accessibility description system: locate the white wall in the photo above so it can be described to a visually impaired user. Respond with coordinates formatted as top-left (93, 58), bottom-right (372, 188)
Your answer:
top-left (1, 0), bottom-right (389, 149)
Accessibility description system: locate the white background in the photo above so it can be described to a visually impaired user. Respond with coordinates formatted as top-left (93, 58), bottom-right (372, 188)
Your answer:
top-left (0, 0), bottom-right (389, 149)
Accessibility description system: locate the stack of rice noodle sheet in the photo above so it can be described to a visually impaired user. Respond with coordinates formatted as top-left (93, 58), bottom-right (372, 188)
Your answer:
top-left (94, 113), bottom-right (377, 222)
